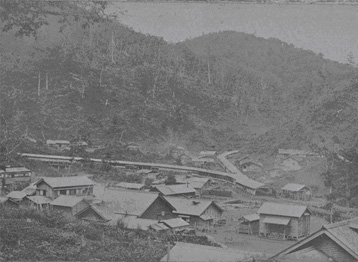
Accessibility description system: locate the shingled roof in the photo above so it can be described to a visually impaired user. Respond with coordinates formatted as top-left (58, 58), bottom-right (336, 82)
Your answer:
top-left (164, 197), bottom-right (223, 217)
top-left (95, 189), bottom-right (174, 217)
top-left (152, 184), bottom-right (196, 196)
top-left (273, 217), bottom-right (358, 261)
top-left (257, 202), bottom-right (310, 218)
top-left (50, 195), bottom-right (87, 207)
top-left (34, 176), bottom-right (94, 189)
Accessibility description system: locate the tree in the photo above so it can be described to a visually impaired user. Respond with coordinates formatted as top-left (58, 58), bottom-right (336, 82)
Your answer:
top-left (165, 174), bottom-right (176, 185)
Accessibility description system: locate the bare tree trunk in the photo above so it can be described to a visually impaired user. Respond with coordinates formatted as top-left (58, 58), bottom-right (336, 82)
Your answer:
top-left (46, 73), bottom-right (48, 90)
top-left (111, 31), bottom-right (115, 64)
top-left (38, 72), bottom-right (41, 96)
top-left (152, 68), bottom-right (161, 99)
top-left (207, 61), bottom-right (211, 85)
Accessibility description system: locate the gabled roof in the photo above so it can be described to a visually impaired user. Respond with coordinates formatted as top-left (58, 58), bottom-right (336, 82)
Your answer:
top-left (95, 189), bottom-right (174, 217)
top-left (26, 196), bottom-right (52, 205)
top-left (281, 183), bottom-right (307, 192)
top-left (34, 176), bottom-right (94, 189)
top-left (6, 191), bottom-right (27, 200)
top-left (164, 197), bottom-right (223, 217)
top-left (50, 195), bottom-right (87, 207)
top-left (152, 184), bottom-right (196, 196)
top-left (0, 167), bottom-right (31, 173)
top-left (176, 177), bottom-right (210, 189)
top-left (160, 218), bottom-right (190, 229)
top-left (160, 242), bottom-right (263, 262)
top-left (242, 213), bottom-right (260, 222)
top-left (116, 182), bottom-right (145, 190)
top-left (273, 217), bottom-right (358, 261)
top-left (121, 216), bottom-right (169, 231)
top-left (257, 202), bottom-right (310, 218)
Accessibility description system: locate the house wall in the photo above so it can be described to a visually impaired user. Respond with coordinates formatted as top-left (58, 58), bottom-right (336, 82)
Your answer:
top-left (72, 200), bottom-right (90, 216)
top-left (259, 214), bottom-right (305, 239)
top-left (312, 234), bottom-right (357, 262)
top-left (239, 221), bottom-right (259, 235)
top-left (36, 182), bottom-right (55, 199)
top-left (35, 181), bottom-right (94, 199)
top-left (77, 207), bottom-right (106, 222)
top-left (201, 204), bottom-right (222, 222)
top-left (191, 216), bottom-right (212, 228)
top-left (140, 197), bottom-right (176, 220)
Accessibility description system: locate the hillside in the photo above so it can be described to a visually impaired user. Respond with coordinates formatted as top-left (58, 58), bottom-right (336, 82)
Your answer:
top-left (1, 1), bottom-right (357, 160)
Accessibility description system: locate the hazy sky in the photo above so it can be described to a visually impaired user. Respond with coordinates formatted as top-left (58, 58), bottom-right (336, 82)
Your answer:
top-left (108, 2), bottom-right (358, 64)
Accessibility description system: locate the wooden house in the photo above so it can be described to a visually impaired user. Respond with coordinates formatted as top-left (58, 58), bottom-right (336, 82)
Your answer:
top-left (150, 184), bottom-right (196, 197)
top-left (281, 183), bottom-right (311, 201)
top-left (24, 196), bottom-right (52, 211)
top-left (257, 202), bottom-right (311, 240)
top-left (6, 191), bottom-right (27, 204)
top-left (76, 189), bottom-right (176, 223)
top-left (176, 176), bottom-right (211, 197)
top-left (0, 197), bottom-right (19, 208)
top-left (0, 167), bottom-right (33, 190)
top-left (272, 217), bottom-right (358, 262)
top-left (238, 213), bottom-right (260, 235)
top-left (50, 195), bottom-right (89, 218)
top-left (164, 197), bottom-right (223, 229)
top-left (34, 176), bottom-right (94, 199)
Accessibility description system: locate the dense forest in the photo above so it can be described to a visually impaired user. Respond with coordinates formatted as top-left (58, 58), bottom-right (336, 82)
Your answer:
top-left (1, 0), bottom-right (358, 205)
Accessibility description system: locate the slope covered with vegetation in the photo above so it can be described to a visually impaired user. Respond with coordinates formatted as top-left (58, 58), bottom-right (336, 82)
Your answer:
top-left (1, 1), bottom-right (358, 205)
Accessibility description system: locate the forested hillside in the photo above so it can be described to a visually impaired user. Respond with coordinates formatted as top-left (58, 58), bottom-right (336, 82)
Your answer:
top-left (1, 1), bottom-right (357, 159)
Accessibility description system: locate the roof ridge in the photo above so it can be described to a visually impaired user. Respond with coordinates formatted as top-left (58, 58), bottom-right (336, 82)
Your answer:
top-left (323, 219), bottom-right (354, 229)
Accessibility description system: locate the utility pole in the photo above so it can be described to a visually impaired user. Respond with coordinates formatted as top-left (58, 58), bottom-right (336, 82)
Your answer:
top-left (166, 242), bottom-right (171, 262)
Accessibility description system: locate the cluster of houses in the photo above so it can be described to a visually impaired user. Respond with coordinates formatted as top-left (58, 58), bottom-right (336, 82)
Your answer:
top-left (161, 215), bottom-right (358, 262)
top-left (0, 175), bottom-right (224, 232)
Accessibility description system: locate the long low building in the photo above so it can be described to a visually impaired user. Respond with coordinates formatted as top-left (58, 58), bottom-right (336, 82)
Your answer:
top-left (160, 242), bottom-right (264, 262)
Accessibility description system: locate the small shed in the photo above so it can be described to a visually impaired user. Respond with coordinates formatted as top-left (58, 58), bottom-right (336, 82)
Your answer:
top-left (50, 195), bottom-right (89, 218)
top-left (0, 197), bottom-right (19, 208)
top-left (159, 218), bottom-right (190, 232)
top-left (281, 183), bottom-right (311, 201)
top-left (25, 196), bottom-right (52, 211)
top-left (6, 191), bottom-right (27, 203)
top-left (238, 213), bottom-right (260, 235)
top-left (258, 202), bottom-right (311, 240)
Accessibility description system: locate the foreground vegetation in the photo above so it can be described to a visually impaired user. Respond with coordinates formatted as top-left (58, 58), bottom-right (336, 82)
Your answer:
top-left (0, 207), bottom-right (223, 261)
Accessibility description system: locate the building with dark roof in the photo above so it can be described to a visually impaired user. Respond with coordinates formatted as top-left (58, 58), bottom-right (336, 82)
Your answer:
top-left (164, 197), bottom-right (223, 229)
top-left (257, 202), bottom-right (311, 240)
top-left (238, 213), bottom-right (260, 235)
top-left (151, 184), bottom-right (196, 197)
top-left (50, 195), bottom-right (89, 218)
top-left (281, 183), bottom-right (311, 201)
top-left (76, 189), bottom-right (176, 223)
top-left (34, 176), bottom-right (94, 199)
top-left (272, 217), bottom-right (358, 262)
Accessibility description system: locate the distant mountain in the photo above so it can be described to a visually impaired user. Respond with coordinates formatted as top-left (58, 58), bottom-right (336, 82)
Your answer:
top-left (180, 31), bottom-right (357, 153)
